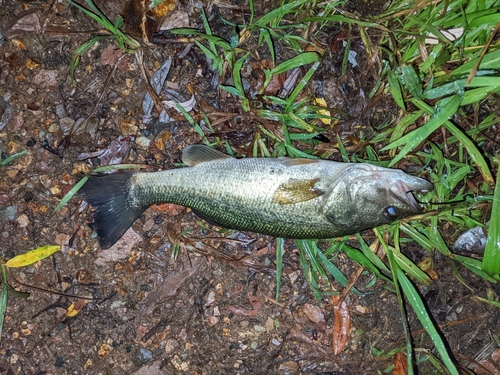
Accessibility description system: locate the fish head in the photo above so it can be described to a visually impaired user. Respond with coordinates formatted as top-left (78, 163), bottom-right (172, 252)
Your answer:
top-left (322, 164), bottom-right (433, 233)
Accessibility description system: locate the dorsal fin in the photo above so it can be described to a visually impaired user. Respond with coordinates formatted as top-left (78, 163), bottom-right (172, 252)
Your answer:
top-left (279, 158), bottom-right (319, 167)
top-left (182, 145), bottom-right (233, 166)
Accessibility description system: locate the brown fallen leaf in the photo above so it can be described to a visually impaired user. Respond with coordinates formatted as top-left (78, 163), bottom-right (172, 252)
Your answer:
top-left (393, 352), bottom-right (408, 375)
top-left (2, 9), bottom-right (42, 39)
top-left (332, 294), bottom-right (350, 355)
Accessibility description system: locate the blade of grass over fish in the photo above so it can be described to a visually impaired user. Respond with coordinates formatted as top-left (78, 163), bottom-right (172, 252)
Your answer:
top-left (275, 237), bottom-right (284, 301)
top-left (482, 168), bottom-right (500, 278)
top-left (6, 246), bottom-right (61, 268)
top-left (397, 269), bottom-right (460, 375)
top-left (384, 95), bottom-right (462, 167)
top-left (93, 164), bottom-right (148, 173)
top-left (0, 150), bottom-right (27, 167)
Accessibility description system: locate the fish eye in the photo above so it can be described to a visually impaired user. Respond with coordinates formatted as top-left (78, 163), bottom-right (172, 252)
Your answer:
top-left (383, 206), bottom-right (399, 220)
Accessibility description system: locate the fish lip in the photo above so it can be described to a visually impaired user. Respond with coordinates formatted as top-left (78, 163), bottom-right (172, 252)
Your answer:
top-left (405, 191), bottom-right (423, 213)
top-left (391, 178), bottom-right (433, 214)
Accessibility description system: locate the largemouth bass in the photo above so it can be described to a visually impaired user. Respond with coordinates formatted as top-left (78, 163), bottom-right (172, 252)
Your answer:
top-left (79, 144), bottom-right (433, 249)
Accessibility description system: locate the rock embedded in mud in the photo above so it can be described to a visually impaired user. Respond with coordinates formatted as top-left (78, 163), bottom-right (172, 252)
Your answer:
top-left (133, 348), bottom-right (153, 366)
top-left (0, 205), bottom-right (17, 220)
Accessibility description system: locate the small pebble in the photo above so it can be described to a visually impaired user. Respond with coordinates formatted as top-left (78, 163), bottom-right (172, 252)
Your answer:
top-left (133, 348), bottom-right (153, 366)
top-left (135, 136), bottom-right (151, 149)
top-left (271, 338), bottom-right (281, 346)
top-left (16, 213), bottom-right (29, 227)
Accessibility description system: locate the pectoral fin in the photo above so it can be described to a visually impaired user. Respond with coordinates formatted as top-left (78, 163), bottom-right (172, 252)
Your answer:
top-left (182, 144), bottom-right (232, 167)
top-left (273, 178), bottom-right (324, 205)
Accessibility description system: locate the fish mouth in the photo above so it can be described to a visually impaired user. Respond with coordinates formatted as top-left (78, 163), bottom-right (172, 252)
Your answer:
top-left (392, 177), bottom-right (433, 214)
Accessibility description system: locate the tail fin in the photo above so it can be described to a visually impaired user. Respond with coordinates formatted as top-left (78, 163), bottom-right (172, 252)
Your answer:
top-left (79, 172), bottom-right (148, 249)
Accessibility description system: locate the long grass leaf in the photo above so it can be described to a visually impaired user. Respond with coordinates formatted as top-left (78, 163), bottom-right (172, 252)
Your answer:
top-left (387, 70), bottom-right (405, 110)
top-left (397, 270), bottom-right (460, 375)
top-left (384, 95), bottom-right (462, 166)
top-left (275, 238), bottom-right (284, 300)
top-left (271, 52), bottom-right (321, 76)
top-left (0, 266), bottom-right (7, 343)
top-left (482, 168), bottom-right (500, 278)
top-left (409, 100), bottom-right (494, 184)
top-left (0, 150), bottom-right (28, 167)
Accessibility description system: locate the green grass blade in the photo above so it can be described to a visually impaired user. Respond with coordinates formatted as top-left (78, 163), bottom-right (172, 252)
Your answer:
top-left (55, 176), bottom-right (89, 213)
top-left (286, 61), bottom-right (321, 105)
top-left (392, 250), bottom-right (432, 285)
top-left (384, 95), bottom-right (462, 166)
top-left (410, 100), bottom-right (493, 184)
top-left (55, 164), bottom-right (147, 212)
top-left (275, 237), bottom-right (284, 300)
top-left (0, 266), bottom-right (7, 343)
top-left (253, 0), bottom-right (309, 28)
top-left (315, 249), bottom-right (363, 296)
top-left (451, 49), bottom-right (500, 77)
top-left (397, 269), bottom-right (460, 375)
top-left (482, 168), bottom-right (500, 278)
top-left (271, 52), bottom-right (321, 76)
top-left (400, 65), bottom-right (423, 99)
top-left (0, 150), bottom-right (27, 167)
top-left (341, 244), bottom-right (392, 283)
top-left (387, 70), bottom-right (405, 110)
top-left (355, 233), bottom-right (392, 274)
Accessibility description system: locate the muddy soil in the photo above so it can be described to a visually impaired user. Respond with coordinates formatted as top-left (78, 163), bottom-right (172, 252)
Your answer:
top-left (0, 1), bottom-right (499, 374)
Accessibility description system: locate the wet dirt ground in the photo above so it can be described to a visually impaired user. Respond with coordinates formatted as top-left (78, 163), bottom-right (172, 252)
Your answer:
top-left (1, 1), bottom-right (499, 374)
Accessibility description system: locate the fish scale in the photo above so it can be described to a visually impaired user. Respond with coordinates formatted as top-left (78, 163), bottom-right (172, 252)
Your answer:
top-left (79, 145), bottom-right (433, 249)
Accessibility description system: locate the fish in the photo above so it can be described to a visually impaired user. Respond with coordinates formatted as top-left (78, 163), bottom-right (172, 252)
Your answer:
top-left (79, 144), bottom-right (433, 249)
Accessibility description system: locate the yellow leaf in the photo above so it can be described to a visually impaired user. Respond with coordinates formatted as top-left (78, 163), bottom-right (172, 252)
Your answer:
top-left (6, 245), bottom-right (61, 268)
top-left (314, 97), bottom-right (331, 125)
top-left (66, 299), bottom-right (86, 317)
